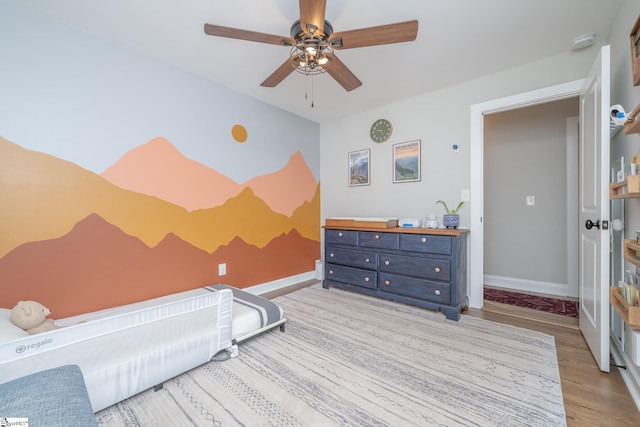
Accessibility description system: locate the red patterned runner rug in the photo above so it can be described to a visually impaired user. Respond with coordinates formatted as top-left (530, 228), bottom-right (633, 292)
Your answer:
top-left (484, 288), bottom-right (579, 318)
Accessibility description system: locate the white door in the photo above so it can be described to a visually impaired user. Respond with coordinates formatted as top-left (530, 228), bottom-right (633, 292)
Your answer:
top-left (579, 45), bottom-right (610, 372)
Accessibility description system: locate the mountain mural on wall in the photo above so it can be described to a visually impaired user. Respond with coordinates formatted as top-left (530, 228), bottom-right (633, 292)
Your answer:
top-left (0, 214), bottom-right (318, 318)
top-left (0, 136), bottom-right (320, 317)
top-left (100, 137), bottom-right (318, 216)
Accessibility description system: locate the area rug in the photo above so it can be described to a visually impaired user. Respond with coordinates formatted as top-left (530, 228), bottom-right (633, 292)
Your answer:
top-left (96, 284), bottom-right (566, 426)
top-left (484, 288), bottom-right (579, 318)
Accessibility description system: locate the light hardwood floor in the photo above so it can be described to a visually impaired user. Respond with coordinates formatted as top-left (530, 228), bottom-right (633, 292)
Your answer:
top-left (264, 281), bottom-right (640, 426)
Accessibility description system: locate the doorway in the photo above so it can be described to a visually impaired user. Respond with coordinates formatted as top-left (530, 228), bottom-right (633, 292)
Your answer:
top-left (468, 80), bottom-right (586, 309)
top-left (482, 99), bottom-right (579, 299)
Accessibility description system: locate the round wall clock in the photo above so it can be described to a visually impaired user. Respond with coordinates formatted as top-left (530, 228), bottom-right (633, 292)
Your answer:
top-left (370, 119), bottom-right (393, 143)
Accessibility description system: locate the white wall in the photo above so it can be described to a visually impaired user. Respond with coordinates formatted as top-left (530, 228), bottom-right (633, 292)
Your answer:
top-left (320, 46), bottom-right (600, 255)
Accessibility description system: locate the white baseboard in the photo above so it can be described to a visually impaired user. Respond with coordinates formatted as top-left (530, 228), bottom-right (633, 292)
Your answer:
top-left (246, 271), bottom-right (316, 296)
top-left (483, 275), bottom-right (569, 297)
top-left (610, 336), bottom-right (640, 412)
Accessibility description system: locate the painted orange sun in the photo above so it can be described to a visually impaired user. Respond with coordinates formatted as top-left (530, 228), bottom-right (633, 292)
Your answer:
top-left (231, 124), bottom-right (248, 143)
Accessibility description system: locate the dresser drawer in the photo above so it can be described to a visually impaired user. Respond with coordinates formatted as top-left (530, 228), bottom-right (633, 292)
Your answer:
top-left (359, 231), bottom-right (399, 249)
top-left (326, 247), bottom-right (377, 269)
top-left (325, 264), bottom-right (377, 289)
top-left (400, 234), bottom-right (451, 255)
top-left (379, 272), bottom-right (450, 304)
top-left (379, 253), bottom-right (450, 281)
top-left (325, 229), bottom-right (358, 245)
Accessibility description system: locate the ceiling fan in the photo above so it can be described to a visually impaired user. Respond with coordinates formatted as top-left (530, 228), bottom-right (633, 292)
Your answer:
top-left (204, 0), bottom-right (418, 91)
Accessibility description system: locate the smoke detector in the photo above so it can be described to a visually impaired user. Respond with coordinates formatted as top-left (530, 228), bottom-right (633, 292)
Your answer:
top-left (571, 33), bottom-right (595, 50)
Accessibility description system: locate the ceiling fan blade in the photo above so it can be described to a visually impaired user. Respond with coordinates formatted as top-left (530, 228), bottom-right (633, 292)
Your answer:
top-left (204, 23), bottom-right (295, 46)
top-left (330, 20), bottom-right (418, 49)
top-left (299, 0), bottom-right (327, 36)
top-left (260, 58), bottom-right (296, 87)
top-left (323, 54), bottom-right (362, 92)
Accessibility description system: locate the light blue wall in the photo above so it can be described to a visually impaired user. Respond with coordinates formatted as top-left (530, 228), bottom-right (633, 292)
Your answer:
top-left (0, 0), bottom-right (319, 183)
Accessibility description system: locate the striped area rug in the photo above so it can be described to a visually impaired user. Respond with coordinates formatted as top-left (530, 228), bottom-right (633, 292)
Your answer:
top-left (96, 284), bottom-right (566, 426)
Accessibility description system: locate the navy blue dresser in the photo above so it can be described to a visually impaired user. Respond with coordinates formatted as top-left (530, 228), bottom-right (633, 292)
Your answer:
top-left (323, 226), bottom-right (468, 320)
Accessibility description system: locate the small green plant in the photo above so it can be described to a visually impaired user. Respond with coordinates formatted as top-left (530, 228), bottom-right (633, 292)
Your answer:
top-left (436, 200), bottom-right (464, 215)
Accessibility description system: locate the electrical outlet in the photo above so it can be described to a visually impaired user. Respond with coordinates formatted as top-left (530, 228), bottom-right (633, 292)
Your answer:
top-left (218, 263), bottom-right (226, 276)
top-left (526, 196), bottom-right (535, 206)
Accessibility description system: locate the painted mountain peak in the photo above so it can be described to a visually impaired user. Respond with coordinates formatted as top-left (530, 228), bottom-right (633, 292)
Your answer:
top-left (241, 151), bottom-right (319, 216)
top-left (100, 137), bottom-right (317, 215)
top-left (100, 137), bottom-right (241, 211)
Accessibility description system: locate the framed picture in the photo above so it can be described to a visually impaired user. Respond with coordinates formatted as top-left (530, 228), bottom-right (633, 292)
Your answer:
top-left (348, 149), bottom-right (370, 186)
top-left (632, 14), bottom-right (640, 86)
top-left (393, 140), bottom-right (421, 183)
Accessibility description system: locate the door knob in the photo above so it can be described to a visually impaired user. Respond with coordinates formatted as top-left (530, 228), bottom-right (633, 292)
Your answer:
top-left (585, 219), bottom-right (600, 230)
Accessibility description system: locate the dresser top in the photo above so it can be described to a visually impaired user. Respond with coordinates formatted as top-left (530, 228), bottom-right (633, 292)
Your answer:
top-left (324, 225), bottom-right (469, 236)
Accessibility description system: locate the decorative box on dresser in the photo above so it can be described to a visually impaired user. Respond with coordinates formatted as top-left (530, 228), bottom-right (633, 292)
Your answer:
top-left (322, 225), bottom-right (469, 321)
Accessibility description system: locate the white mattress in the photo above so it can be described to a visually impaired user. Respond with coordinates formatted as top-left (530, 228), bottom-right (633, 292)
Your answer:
top-left (0, 287), bottom-right (234, 412)
top-left (231, 300), bottom-right (285, 341)
top-left (205, 285), bottom-right (285, 343)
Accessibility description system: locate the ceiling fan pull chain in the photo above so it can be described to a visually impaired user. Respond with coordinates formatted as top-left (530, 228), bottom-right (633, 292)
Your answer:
top-left (311, 75), bottom-right (315, 108)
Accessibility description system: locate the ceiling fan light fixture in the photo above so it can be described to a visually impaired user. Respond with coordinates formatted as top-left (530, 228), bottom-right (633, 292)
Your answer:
top-left (291, 43), bottom-right (333, 74)
top-left (288, 19), bottom-right (335, 76)
top-left (305, 42), bottom-right (318, 55)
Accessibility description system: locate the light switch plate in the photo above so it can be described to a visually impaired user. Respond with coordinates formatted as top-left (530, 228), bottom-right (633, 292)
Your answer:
top-left (526, 196), bottom-right (535, 206)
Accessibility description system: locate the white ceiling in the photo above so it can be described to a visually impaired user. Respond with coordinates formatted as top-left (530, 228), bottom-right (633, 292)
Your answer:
top-left (17, 0), bottom-right (623, 123)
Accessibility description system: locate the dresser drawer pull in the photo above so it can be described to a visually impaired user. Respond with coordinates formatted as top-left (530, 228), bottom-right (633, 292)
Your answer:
top-left (421, 237), bottom-right (427, 243)
top-left (375, 234), bottom-right (380, 239)
top-left (435, 289), bottom-right (441, 296)
top-left (329, 253), bottom-right (335, 258)
top-left (365, 258), bottom-right (370, 263)
top-left (434, 267), bottom-right (441, 273)
top-left (384, 280), bottom-right (390, 285)
top-left (338, 232), bottom-right (343, 237)
top-left (364, 277), bottom-right (370, 282)
top-left (329, 269), bottom-right (334, 275)
top-left (384, 260), bottom-right (390, 266)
